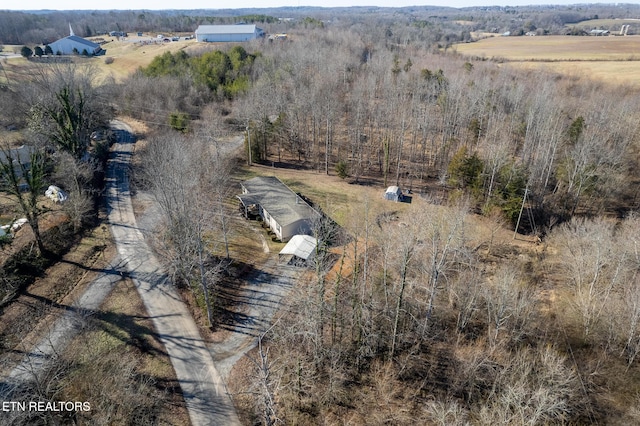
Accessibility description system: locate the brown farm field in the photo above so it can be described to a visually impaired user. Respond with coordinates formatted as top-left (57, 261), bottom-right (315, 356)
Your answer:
top-left (454, 35), bottom-right (640, 88)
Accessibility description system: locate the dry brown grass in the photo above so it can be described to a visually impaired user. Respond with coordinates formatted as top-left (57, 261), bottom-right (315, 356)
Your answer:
top-left (1, 39), bottom-right (201, 85)
top-left (93, 38), bottom-right (198, 83)
top-left (455, 35), bottom-right (640, 61)
top-left (62, 277), bottom-right (189, 425)
top-left (0, 220), bottom-right (112, 365)
top-left (454, 35), bottom-right (640, 88)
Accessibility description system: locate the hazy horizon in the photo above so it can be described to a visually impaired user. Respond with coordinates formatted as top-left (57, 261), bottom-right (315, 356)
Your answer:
top-left (1, 0), bottom-right (626, 11)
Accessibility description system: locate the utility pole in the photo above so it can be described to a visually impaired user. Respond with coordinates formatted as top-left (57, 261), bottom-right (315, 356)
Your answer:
top-left (246, 123), bottom-right (252, 166)
top-left (513, 185), bottom-right (528, 240)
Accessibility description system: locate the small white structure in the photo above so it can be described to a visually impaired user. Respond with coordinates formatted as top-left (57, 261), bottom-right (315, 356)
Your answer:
top-left (384, 186), bottom-right (403, 202)
top-left (11, 218), bottom-right (28, 232)
top-left (279, 235), bottom-right (317, 264)
top-left (195, 24), bottom-right (265, 42)
top-left (0, 217), bottom-right (28, 238)
top-left (45, 185), bottom-right (68, 203)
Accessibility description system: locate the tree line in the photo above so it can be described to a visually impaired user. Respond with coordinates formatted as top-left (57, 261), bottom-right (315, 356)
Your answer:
top-left (2, 4), bottom-right (640, 45)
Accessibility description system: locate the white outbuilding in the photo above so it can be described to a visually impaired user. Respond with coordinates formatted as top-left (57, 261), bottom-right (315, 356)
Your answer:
top-left (279, 235), bottom-right (318, 264)
top-left (45, 185), bottom-right (68, 203)
top-left (195, 24), bottom-right (265, 42)
top-left (384, 186), bottom-right (403, 202)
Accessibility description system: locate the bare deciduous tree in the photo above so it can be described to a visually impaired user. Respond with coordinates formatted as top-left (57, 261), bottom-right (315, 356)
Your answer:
top-left (0, 145), bottom-right (47, 255)
top-left (549, 217), bottom-right (625, 338)
top-left (141, 133), bottom-right (232, 328)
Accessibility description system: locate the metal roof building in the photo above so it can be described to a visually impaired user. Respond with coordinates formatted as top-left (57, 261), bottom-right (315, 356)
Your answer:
top-left (279, 234), bottom-right (318, 263)
top-left (0, 145), bottom-right (33, 168)
top-left (384, 186), bottom-right (403, 202)
top-left (48, 35), bottom-right (104, 56)
top-left (238, 176), bottom-right (320, 242)
top-left (195, 24), bottom-right (264, 42)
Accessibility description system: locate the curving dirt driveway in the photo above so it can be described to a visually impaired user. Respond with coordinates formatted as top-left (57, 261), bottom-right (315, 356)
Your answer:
top-left (107, 121), bottom-right (240, 426)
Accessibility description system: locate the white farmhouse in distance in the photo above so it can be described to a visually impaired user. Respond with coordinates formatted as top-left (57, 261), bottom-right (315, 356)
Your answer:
top-left (195, 24), bottom-right (264, 42)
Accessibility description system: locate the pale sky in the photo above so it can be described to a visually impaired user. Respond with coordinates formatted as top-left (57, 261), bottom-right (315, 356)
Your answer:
top-left (2, 0), bottom-right (624, 11)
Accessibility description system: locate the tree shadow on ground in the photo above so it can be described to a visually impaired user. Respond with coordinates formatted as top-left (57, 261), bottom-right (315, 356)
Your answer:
top-left (213, 261), bottom-right (291, 337)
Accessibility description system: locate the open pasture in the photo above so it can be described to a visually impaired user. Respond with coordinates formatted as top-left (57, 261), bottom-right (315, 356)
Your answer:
top-left (91, 37), bottom-right (198, 82)
top-left (454, 35), bottom-right (640, 88)
top-left (454, 35), bottom-right (640, 61)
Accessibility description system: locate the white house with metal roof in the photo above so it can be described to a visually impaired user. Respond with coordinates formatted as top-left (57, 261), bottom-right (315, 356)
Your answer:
top-left (238, 176), bottom-right (320, 242)
top-left (195, 24), bottom-right (264, 42)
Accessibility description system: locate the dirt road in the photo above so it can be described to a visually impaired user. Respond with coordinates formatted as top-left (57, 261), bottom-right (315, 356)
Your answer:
top-left (108, 121), bottom-right (240, 426)
top-left (0, 125), bottom-right (294, 424)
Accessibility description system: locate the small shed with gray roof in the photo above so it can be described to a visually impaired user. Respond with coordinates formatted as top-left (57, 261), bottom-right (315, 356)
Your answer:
top-left (238, 176), bottom-right (320, 242)
top-left (384, 186), bottom-right (403, 202)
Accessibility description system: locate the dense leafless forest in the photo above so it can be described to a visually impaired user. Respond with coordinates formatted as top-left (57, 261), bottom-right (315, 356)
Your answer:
top-left (2, 4), bottom-right (640, 425)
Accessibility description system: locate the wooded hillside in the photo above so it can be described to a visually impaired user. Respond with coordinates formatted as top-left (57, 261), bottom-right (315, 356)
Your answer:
top-left (2, 5), bottom-right (640, 425)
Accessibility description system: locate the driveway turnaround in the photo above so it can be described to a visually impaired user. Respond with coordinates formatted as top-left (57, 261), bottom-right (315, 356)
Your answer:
top-left (107, 121), bottom-right (240, 426)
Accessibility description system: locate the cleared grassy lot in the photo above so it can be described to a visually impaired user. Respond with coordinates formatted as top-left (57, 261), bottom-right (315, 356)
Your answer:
top-left (454, 35), bottom-right (640, 61)
top-left (454, 35), bottom-right (640, 88)
top-left (92, 37), bottom-right (198, 82)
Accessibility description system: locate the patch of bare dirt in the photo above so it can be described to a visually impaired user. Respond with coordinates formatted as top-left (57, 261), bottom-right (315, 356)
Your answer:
top-left (0, 200), bottom-right (67, 266)
top-left (0, 220), bottom-right (115, 367)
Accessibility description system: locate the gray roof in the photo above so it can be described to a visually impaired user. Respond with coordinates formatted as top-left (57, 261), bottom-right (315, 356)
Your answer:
top-left (239, 176), bottom-right (319, 228)
top-left (48, 35), bottom-right (102, 55)
top-left (195, 24), bottom-right (258, 35)
top-left (0, 145), bottom-right (34, 167)
top-left (66, 35), bottom-right (100, 49)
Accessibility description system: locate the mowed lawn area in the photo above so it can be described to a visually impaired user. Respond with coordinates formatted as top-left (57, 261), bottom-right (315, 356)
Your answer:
top-left (454, 35), bottom-right (640, 87)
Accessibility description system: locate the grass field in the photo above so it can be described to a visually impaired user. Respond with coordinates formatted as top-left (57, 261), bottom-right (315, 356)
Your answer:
top-left (92, 37), bottom-right (199, 82)
top-left (0, 38), bottom-right (202, 84)
top-left (454, 35), bottom-right (640, 88)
